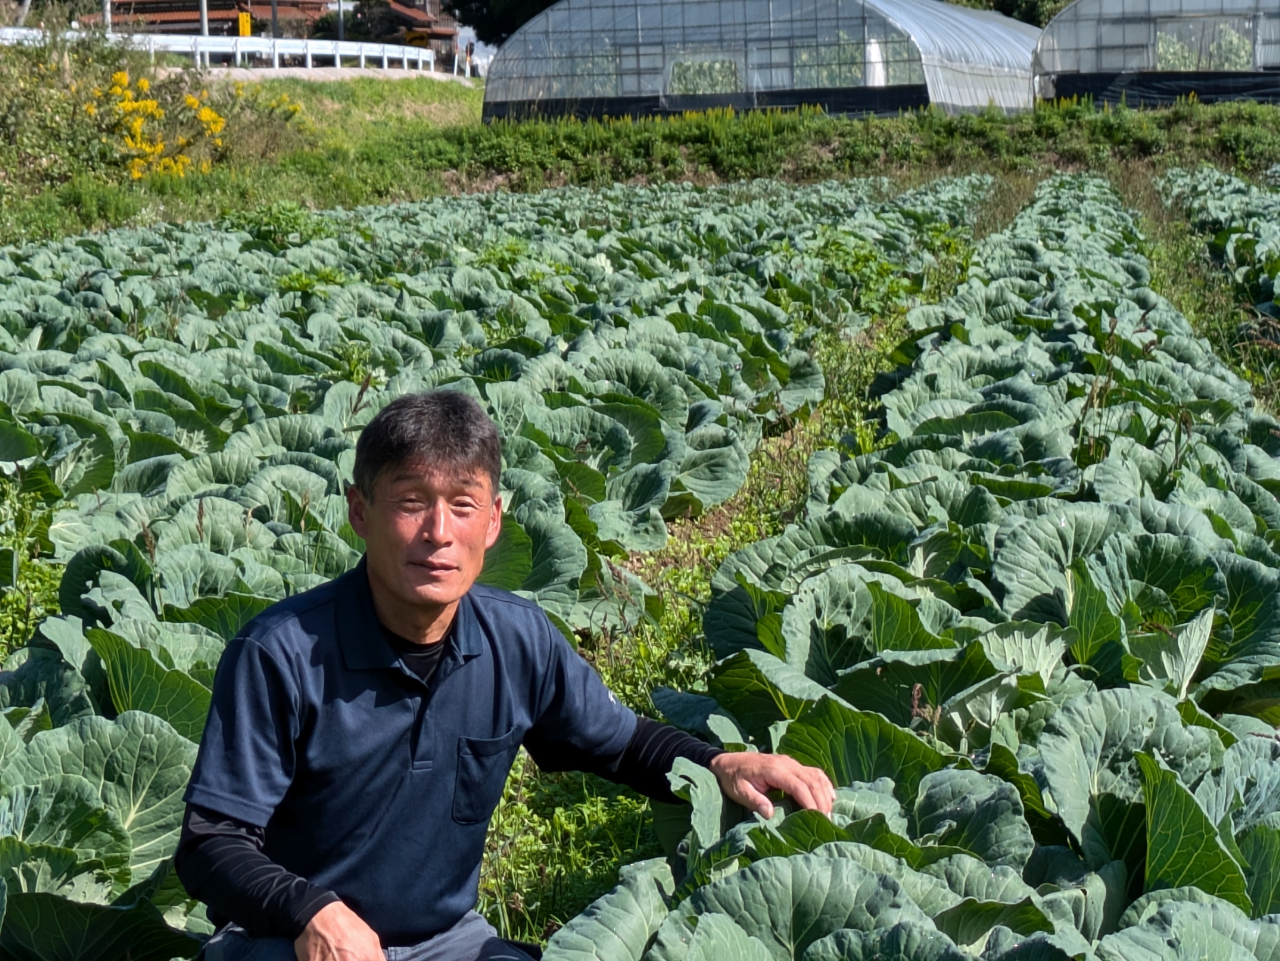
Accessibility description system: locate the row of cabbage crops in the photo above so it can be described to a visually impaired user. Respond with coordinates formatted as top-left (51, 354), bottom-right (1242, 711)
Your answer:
top-left (541, 174), bottom-right (1280, 961)
top-left (1161, 166), bottom-right (1280, 350)
top-left (0, 178), bottom-right (987, 959)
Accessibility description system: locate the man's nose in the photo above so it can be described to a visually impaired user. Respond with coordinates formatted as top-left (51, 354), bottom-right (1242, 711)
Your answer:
top-left (422, 505), bottom-right (452, 544)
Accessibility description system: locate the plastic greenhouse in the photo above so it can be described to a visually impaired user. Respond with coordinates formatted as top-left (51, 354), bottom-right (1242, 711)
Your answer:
top-left (1034, 0), bottom-right (1280, 104)
top-left (481, 0), bottom-right (1043, 120)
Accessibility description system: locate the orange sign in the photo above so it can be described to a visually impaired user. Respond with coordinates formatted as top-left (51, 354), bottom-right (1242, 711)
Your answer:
top-left (238, 11), bottom-right (251, 35)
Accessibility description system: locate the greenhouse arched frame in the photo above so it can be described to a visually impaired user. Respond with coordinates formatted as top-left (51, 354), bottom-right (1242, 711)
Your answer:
top-left (1034, 0), bottom-right (1280, 104)
top-left (482, 0), bottom-right (1043, 120)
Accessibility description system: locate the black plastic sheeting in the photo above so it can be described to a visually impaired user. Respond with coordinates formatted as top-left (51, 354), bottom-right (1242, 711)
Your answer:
top-left (1050, 71), bottom-right (1280, 107)
top-left (482, 84), bottom-right (929, 121)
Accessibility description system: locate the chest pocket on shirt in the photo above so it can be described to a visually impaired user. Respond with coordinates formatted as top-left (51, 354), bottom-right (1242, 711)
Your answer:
top-left (453, 727), bottom-right (522, 825)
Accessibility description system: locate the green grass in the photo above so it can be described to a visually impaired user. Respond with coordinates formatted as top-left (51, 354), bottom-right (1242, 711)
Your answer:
top-left (249, 75), bottom-right (484, 143)
top-left (479, 758), bottom-right (662, 943)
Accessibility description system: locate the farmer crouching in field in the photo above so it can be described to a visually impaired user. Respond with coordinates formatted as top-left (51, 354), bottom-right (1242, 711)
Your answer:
top-left (175, 390), bottom-right (836, 961)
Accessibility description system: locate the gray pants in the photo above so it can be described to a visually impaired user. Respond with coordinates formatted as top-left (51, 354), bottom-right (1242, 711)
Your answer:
top-left (202, 910), bottom-right (539, 961)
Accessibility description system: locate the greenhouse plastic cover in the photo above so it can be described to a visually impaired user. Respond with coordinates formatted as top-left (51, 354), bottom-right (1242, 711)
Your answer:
top-left (1035, 0), bottom-right (1280, 97)
top-left (484, 0), bottom-right (1043, 116)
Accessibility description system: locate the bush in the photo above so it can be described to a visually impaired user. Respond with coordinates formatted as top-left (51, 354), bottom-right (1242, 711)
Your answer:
top-left (0, 31), bottom-right (304, 202)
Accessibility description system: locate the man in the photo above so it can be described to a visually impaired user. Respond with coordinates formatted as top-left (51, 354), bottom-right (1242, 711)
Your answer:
top-left (176, 391), bottom-right (836, 961)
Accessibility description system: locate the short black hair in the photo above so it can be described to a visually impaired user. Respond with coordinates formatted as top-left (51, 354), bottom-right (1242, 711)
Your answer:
top-left (352, 391), bottom-right (502, 499)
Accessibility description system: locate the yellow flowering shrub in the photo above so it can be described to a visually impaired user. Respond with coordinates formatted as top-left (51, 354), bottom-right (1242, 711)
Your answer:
top-left (100, 72), bottom-right (229, 179)
top-left (0, 33), bottom-right (305, 200)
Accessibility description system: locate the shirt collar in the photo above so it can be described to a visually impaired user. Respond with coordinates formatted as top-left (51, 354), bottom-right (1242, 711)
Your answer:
top-left (336, 556), bottom-right (483, 671)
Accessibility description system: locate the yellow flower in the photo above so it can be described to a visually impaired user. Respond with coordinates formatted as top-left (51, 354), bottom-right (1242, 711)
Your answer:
top-left (111, 70), bottom-right (129, 88)
top-left (84, 103), bottom-right (97, 116)
top-left (136, 78), bottom-right (150, 93)
top-left (196, 105), bottom-right (226, 135)
top-left (184, 94), bottom-right (201, 110)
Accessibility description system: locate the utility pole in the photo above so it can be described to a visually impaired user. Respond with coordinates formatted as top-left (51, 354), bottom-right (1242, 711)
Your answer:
top-left (337, 0), bottom-right (343, 43)
top-left (102, 0), bottom-right (112, 32)
top-left (199, 0), bottom-right (208, 37)
top-left (271, 0), bottom-right (279, 38)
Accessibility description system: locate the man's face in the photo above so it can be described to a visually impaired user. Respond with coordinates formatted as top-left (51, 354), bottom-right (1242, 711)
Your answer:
top-left (346, 461), bottom-right (503, 617)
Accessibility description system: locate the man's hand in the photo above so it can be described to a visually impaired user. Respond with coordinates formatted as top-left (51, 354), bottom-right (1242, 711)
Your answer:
top-left (295, 901), bottom-right (383, 961)
top-left (708, 752), bottom-right (836, 819)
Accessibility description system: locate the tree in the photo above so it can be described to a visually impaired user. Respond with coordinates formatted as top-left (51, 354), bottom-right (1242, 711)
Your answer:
top-left (444, 0), bottom-right (555, 46)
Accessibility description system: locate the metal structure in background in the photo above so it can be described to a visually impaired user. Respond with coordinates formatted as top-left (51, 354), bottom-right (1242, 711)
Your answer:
top-left (1035, 0), bottom-right (1280, 103)
top-left (0, 26), bottom-right (436, 69)
top-left (482, 0), bottom-right (1041, 120)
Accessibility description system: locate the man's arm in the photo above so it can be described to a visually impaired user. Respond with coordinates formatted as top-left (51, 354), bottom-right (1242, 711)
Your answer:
top-left (522, 613), bottom-right (834, 818)
top-left (175, 806), bottom-right (384, 961)
top-left (181, 634), bottom-right (385, 960)
top-left (174, 805), bottom-right (339, 939)
top-left (582, 717), bottom-right (835, 817)
top-left (588, 716), bottom-right (724, 802)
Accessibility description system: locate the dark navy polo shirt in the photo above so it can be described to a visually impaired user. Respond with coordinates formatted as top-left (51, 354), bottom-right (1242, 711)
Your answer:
top-left (184, 558), bottom-right (637, 946)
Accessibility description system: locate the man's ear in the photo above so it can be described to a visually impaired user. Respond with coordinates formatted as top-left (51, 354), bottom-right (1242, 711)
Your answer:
top-left (347, 484), bottom-right (368, 538)
top-left (484, 495), bottom-right (503, 550)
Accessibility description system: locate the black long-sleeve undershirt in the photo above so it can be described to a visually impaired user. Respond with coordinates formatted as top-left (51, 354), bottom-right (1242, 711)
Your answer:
top-left (175, 805), bottom-right (340, 938)
top-left (175, 716), bottom-right (723, 939)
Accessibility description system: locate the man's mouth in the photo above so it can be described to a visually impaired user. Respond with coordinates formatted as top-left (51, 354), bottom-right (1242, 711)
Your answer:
top-left (411, 560), bottom-right (457, 574)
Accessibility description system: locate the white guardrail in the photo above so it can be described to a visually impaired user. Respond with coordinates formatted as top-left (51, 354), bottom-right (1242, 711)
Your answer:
top-left (0, 26), bottom-right (435, 70)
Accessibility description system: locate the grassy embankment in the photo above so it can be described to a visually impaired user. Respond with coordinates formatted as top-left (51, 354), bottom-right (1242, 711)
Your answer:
top-left (5, 31), bottom-right (1280, 243)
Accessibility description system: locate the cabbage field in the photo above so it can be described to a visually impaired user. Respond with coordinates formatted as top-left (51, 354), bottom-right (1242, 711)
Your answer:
top-left (0, 176), bottom-right (981, 958)
top-left (0, 168), bottom-right (1278, 961)
top-left (540, 173), bottom-right (1280, 961)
